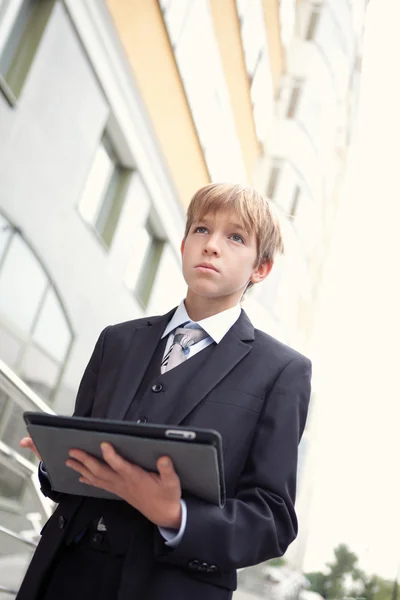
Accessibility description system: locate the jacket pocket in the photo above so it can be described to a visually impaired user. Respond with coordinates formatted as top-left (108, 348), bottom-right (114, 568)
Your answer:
top-left (204, 389), bottom-right (263, 414)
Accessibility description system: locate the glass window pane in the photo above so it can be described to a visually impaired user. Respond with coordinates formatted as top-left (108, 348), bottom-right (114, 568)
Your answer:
top-left (0, 0), bottom-right (34, 77)
top-left (0, 323), bottom-right (22, 368)
top-left (1, 402), bottom-right (27, 455)
top-left (251, 54), bottom-right (274, 141)
top-left (279, 0), bottom-right (296, 47)
top-left (236, 0), bottom-right (250, 20)
top-left (274, 162), bottom-right (299, 214)
top-left (78, 143), bottom-right (115, 226)
top-left (162, 0), bottom-right (191, 46)
top-left (21, 345), bottom-right (60, 400)
top-left (147, 244), bottom-right (186, 314)
top-left (240, 1), bottom-right (265, 76)
top-left (32, 288), bottom-right (71, 362)
top-left (172, 1), bottom-right (246, 182)
top-left (0, 463), bottom-right (25, 499)
top-left (124, 226), bottom-right (152, 292)
top-left (0, 389), bottom-right (8, 423)
top-left (0, 236), bottom-right (47, 334)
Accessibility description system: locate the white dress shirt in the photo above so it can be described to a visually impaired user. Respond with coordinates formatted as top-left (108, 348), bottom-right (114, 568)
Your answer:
top-left (159, 301), bottom-right (241, 547)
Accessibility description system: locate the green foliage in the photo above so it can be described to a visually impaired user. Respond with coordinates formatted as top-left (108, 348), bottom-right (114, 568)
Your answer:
top-left (305, 571), bottom-right (329, 597)
top-left (268, 557), bottom-right (287, 567)
top-left (305, 544), bottom-right (396, 600)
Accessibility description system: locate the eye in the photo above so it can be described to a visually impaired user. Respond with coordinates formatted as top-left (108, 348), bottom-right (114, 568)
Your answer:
top-left (230, 233), bottom-right (244, 244)
top-left (193, 226), bottom-right (209, 234)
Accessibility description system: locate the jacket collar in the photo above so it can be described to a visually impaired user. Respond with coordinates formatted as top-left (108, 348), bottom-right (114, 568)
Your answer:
top-left (106, 308), bottom-right (254, 421)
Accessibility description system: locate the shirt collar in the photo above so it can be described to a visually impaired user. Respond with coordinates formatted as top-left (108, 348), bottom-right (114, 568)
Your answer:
top-left (161, 301), bottom-right (241, 344)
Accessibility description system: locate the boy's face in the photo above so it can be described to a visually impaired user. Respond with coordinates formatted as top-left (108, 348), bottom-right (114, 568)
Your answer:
top-left (181, 209), bottom-right (272, 309)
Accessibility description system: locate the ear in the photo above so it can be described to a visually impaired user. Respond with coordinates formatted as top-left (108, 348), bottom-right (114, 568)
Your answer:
top-left (180, 239), bottom-right (185, 259)
top-left (250, 259), bottom-right (273, 285)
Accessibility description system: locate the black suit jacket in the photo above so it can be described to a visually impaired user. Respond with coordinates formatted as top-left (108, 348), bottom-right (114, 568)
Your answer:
top-left (17, 309), bottom-right (312, 600)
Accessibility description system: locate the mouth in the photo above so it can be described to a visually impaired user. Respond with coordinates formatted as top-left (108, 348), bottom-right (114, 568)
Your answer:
top-left (195, 263), bottom-right (219, 273)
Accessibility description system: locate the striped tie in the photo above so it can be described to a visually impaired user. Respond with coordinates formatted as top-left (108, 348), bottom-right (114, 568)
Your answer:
top-left (161, 323), bottom-right (208, 373)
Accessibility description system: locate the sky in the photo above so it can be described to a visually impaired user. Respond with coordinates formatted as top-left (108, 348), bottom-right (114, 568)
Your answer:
top-left (301, 0), bottom-right (400, 581)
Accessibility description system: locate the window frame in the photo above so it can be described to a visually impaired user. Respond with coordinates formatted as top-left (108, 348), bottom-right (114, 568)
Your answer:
top-left (128, 214), bottom-right (165, 310)
top-left (0, 0), bottom-right (55, 106)
top-left (77, 132), bottom-right (133, 250)
top-left (0, 213), bottom-right (74, 503)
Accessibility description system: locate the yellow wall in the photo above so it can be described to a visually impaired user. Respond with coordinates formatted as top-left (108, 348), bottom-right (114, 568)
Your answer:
top-left (210, 0), bottom-right (260, 182)
top-left (262, 0), bottom-right (285, 96)
top-left (105, 0), bottom-right (210, 208)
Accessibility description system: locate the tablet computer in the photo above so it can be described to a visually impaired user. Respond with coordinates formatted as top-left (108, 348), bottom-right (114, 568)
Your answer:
top-left (24, 412), bottom-right (225, 506)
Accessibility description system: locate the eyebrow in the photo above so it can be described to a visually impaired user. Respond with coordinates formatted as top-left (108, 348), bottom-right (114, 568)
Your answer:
top-left (196, 217), bottom-right (248, 233)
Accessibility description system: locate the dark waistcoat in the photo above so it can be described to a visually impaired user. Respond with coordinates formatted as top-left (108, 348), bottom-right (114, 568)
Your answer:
top-left (65, 336), bottom-right (216, 553)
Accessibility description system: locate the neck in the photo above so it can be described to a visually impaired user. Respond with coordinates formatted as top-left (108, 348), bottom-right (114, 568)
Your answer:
top-left (184, 291), bottom-right (240, 321)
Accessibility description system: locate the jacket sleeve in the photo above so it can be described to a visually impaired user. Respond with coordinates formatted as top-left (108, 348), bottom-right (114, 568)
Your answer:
top-left (39, 327), bottom-right (109, 501)
top-left (155, 355), bottom-right (312, 572)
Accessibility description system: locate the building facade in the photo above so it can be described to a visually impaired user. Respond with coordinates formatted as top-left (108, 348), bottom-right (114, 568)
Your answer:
top-left (0, 0), bottom-right (366, 596)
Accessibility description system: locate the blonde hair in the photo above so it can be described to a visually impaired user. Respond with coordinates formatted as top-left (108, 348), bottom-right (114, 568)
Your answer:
top-left (184, 183), bottom-right (284, 269)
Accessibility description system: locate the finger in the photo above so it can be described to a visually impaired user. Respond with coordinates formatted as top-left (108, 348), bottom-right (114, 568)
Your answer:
top-left (66, 459), bottom-right (96, 481)
top-left (100, 443), bottom-right (137, 478)
top-left (20, 437), bottom-right (35, 450)
top-left (20, 437), bottom-right (41, 460)
top-left (157, 456), bottom-right (179, 488)
top-left (68, 448), bottom-right (111, 479)
top-left (78, 477), bottom-right (117, 495)
top-left (68, 451), bottom-right (114, 482)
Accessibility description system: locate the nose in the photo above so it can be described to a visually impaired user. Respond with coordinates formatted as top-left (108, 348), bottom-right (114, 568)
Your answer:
top-left (203, 234), bottom-right (221, 257)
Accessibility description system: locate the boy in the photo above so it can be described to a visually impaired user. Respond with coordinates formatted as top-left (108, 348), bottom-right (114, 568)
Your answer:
top-left (19, 183), bottom-right (312, 600)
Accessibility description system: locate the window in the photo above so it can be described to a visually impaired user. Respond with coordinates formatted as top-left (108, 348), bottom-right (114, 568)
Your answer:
top-left (236, 0), bottom-right (274, 143)
top-left (306, 7), bottom-right (321, 41)
top-left (0, 235), bottom-right (48, 334)
top-left (0, 215), bottom-right (73, 501)
top-left (267, 160), bottom-right (321, 257)
top-left (286, 79), bottom-right (303, 118)
top-left (78, 134), bottom-right (132, 248)
top-left (306, 5), bottom-right (350, 100)
top-left (0, 0), bottom-right (55, 104)
top-left (160, 0), bottom-right (246, 181)
top-left (123, 175), bottom-right (166, 309)
top-left (0, 215), bottom-right (73, 400)
top-left (267, 160), bottom-right (304, 217)
top-left (147, 244), bottom-right (186, 315)
top-left (125, 215), bottom-right (165, 309)
top-left (279, 0), bottom-right (296, 48)
top-left (280, 76), bottom-right (323, 152)
top-left (250, 52), bottom-right (274, 142)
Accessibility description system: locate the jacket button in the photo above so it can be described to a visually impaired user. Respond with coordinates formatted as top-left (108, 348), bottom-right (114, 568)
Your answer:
top-left (92, 533), bottom-right (103, 544)
top-left (58, 516), bottom-right (66, 529)
top-left (151, 383), bottom-right (163, 393)
top-left (136, 417), bottom-right (148, 424)
top-left (188, 559), bottom-right (200, 571)
top-left (199, 562), bottom-right (208, 572)
top-left (207, 565), bottom-right (218, 573)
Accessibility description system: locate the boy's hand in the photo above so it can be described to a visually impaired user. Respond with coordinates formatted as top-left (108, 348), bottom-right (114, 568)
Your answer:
top-left (20, 437), bottom-right (42, 462)
top-left (66, 443), bottom-right (182, 529)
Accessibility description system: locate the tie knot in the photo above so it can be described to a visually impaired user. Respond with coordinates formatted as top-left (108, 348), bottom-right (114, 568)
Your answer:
top-left (173, 323), bottom-right (208, 350)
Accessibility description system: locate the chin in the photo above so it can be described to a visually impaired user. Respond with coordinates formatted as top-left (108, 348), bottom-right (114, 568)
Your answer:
top-left (188, 281), bottom-right (222, 298)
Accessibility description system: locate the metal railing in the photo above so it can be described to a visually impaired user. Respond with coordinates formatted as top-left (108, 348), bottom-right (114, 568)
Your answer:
top-left (0, 358), bottom-right (55, 415)
top-left (0, 585), bottom-right (18, 596)
top-left (0, 358), bottom-right (54, 596)
top-left (0, 525), bottom-right (38, 549)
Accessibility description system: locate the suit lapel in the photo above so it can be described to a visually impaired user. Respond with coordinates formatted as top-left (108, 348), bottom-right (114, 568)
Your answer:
top-left (106, 309), bottom-right (175, 420)
top-left (170, 310), bottom-right (254, 424)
